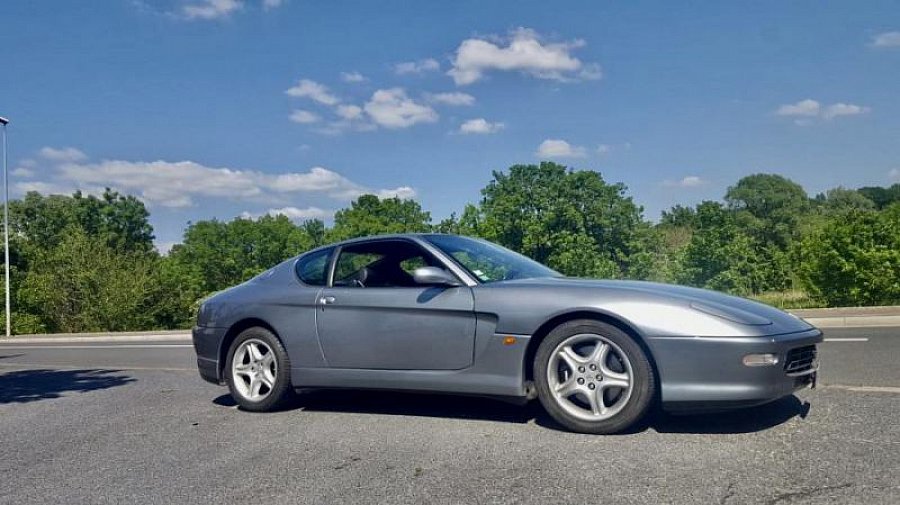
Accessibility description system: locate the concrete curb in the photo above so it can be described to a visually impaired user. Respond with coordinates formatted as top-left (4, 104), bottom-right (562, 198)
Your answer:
top-left (789, 306), bottom-right (900, 328)
top-left (797, 315), bottom-right (900, 328)
top-left (0, 332), bottom-right (192, 344)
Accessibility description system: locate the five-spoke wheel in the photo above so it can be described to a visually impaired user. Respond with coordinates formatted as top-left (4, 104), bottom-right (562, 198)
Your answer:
top-left (535, 319), bottom-right (655, 434)
top-left (225, 327), bottom-right (293, 411)
top-left (231, 339), bottom-right (278, 401)
top-left (547, 334), bottom-right (634, 421)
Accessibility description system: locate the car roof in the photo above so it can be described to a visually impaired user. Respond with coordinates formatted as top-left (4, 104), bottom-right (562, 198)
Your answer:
top-left (300, 233), bottom-right (459, 256)
top-left (331, 233), bottom-right (452, 247)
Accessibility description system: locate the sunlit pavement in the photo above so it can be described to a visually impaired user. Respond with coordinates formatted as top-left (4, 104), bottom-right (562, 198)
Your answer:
top-left (1, 327), bottom-right (898, 504)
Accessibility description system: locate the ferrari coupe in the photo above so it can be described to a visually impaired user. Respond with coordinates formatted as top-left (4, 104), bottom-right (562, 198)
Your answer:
top-left (192, 234), bottom-right (821, 434)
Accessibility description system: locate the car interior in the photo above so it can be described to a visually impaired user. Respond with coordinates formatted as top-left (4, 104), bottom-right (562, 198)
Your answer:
top-left (332, 240), bottom-right (449, 288)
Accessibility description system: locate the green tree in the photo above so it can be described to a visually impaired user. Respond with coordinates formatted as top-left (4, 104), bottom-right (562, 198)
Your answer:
top-left (857, 183), bottom-right (900, 210)
top-left (5, 189), bottom-right (158, 333)
top-left (798, 204), bottom-right (900, 306)
top-left (813, 187), bottom-right (875, 213)
top-left (167, 214), bottom-right (314, 299)
top-left (302, 219), bottom-right (327, 247)
top-left (16, 229), bottom-right (161, 333)
top-left (472, 162), bottom-right (648, 277)
top-left (660, 204), bottom-right (698, 228)
top-left (677, 201), bottom-right (767, 295)
top-left (328, 194), bottom-right (431, 241)
top-left (723, 174), bottom-right (811, 291)
top-left (11, 189), bottom-right (154, 254)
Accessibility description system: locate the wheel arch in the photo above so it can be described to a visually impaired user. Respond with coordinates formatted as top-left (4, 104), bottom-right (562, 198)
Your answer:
top-left (218, 317), bottom-right (282, 378)
top-left (523, 310), bottom-right (660, 390)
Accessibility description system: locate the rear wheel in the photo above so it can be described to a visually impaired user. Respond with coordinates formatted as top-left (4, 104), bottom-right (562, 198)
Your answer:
top-left (534, 319), bottom-right (655, 434)
top-left (225, 327), bottom-right (293, 411)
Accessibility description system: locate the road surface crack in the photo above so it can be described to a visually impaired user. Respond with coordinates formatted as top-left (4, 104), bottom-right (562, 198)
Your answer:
top-left (767, 483), bottom-right (853, 504)
top-left (719, 482), bottom-right (736, 505)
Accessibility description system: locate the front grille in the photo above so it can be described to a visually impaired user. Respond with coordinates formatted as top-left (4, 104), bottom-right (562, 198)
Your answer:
top-left (784, 345), bottom-right (818, 376)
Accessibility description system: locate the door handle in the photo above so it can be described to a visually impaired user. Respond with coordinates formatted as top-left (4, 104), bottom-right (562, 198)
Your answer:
top-left (319, 296), bottom-right (336, 305)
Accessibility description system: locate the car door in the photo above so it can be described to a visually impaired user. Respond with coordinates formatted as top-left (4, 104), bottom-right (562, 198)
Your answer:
top-left (315, 238), bottom-right (476, 370)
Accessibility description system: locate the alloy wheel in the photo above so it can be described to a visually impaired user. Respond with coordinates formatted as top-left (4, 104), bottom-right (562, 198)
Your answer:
top-left (231, 338), bottom-right (277, 401)
top-left (546, 333), bottom-right (634, 421)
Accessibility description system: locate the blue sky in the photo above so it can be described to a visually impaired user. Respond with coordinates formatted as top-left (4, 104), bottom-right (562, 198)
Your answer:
top-left (2, 1), bottom-right (899, 251)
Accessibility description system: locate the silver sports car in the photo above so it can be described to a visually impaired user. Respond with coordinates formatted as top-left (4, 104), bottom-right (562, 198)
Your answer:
top-left (192, 234), bottom-right (822, 434)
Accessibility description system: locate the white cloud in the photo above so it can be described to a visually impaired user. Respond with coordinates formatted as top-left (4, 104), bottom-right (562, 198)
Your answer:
top-left (776, 99), bottom-right (870, 123)
top-left (536, 139), bottom-right (586, 158)
top-left (578, 63), bottom-right (603, 80)
top-left (459, 118), bottom-right (504, 134)
top-left (155, 241), bottom-right (178, 255)
top-left (889, 168), bottom-right (900, 182)
top-left (178, 0), bottom-right (282, 19)
top-left (242, 206), bottom-right (331, 222)
top-left (394, 58), bottom-right (440, 75)
top-left (373, 186), bottom-right (417, 199)
top-left (181, 0), bottom-right (242, 20)
top-left (340, 71), bottom-right (367, 83)
top-left (313, 120), bottom-right (376, 136)
top-left (448, 28), bottom-right (601, 85)
top-left (39, 146), bottom-right (87, 163)
top-left (289, 109), bottom-right (320, 124)
top-left (363, 88), bottom-right (438, 129)
top-left (18, 154), bottom-right (416, 209)
top-left (285, 79), bottom-right (340, 105)
top-left (823, 103), bottom-right (871, 120)
top-left (335, 104), bottom-right (363, 120)
top-left (12, 167), bottom-right (35, 178)
top-left (776, 99), bottom-right (821, 117)
top-left (663, 176), bottom-right (706, 188)
top-left (427, 92), bottom-right (475, 106)
top-left (596, 144), bottom-right (611, 155)
top-left (871, 31), bottom-right (900, 48)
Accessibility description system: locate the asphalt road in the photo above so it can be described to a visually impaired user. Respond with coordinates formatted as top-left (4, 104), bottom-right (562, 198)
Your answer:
top-left (0, 327), bottom-right (898, 504)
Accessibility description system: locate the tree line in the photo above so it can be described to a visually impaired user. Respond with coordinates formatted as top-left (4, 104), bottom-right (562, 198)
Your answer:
top-left (4, 162), bottom-right (899, 334)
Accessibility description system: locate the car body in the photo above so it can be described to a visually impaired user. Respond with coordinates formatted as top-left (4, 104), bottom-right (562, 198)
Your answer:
top-left (193, 233), bottom-right (821, 433)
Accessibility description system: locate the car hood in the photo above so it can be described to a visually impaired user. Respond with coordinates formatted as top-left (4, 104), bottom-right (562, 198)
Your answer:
top-left (492, 277), bottom-right (814, 336)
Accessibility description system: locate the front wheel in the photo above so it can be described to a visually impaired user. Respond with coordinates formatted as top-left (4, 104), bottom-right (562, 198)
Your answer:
top-left (534, 319), bottom-right (656, 434)
top-left (225, 327), bottom-right (293, 411)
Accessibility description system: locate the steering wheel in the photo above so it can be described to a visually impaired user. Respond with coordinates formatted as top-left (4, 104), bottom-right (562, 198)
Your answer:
top-left (351, 267), bottom-right (370, 288)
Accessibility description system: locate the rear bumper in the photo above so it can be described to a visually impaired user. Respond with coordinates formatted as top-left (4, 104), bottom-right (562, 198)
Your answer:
top-left (192, 326), bottom-right (226, 385)
top-left (647, 327), bottom-right (823, 412)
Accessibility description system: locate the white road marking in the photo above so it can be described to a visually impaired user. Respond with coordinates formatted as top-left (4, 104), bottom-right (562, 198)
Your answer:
top-left (824, 384), bottom-right (900, 394)
top-left (0, 344), bottom-right (194, 349)
top-left (0, 362), bottom-right (194, 371)
top-left (823, 338), bottom-right (869, 342)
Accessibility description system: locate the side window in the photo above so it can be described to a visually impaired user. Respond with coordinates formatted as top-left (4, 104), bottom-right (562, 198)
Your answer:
top-left (295, 248), bottom-right (333, 286)
top-left (334, 252), bottom-right (383, 286)
top-left (332, 240), bottom-right (449, 288)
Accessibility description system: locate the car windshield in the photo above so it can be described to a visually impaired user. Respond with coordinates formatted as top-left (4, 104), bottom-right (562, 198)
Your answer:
top-left (425, 235), bottom-right (560, 283)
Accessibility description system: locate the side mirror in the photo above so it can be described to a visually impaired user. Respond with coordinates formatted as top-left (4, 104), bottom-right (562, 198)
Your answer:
top-left (412, 266), bottom-right (462, 287)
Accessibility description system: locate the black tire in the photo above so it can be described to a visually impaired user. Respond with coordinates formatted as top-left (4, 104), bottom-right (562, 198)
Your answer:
top-left (534, 319), bottom-right (656, 434)
top-left (225, 327), bottom-right (294, 411)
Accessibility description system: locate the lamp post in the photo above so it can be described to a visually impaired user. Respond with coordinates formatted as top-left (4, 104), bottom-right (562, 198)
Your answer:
top-left (0, 116), bottom-right (9, 337)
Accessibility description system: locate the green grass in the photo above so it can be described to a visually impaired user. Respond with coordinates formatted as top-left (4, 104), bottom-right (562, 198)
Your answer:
top-left (750, 290), bottom-right (821, 310)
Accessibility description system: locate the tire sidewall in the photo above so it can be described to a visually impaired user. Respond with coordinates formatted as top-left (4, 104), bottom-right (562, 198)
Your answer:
top-left (534, 320), bottom-right (655, 434)
top-left (225, 327), bottom-right (293, 411)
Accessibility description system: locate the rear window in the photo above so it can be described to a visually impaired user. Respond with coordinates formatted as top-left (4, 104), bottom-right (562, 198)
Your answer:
top-left (295, 247), bottom-right (333, 286)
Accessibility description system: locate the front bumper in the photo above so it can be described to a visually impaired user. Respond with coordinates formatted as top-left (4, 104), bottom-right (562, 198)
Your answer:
top-left (647, 327), bottom-right (823, 412)
top-left (192, 326), bottom-right (226, 385)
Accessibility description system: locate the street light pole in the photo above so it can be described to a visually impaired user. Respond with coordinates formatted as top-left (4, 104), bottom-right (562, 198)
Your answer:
top-left (0, 116), bottom-right (9, 337)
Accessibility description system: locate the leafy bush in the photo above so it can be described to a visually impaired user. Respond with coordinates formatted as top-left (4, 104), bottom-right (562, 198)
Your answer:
top-left (798, 204), bottom-right (900, 307)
